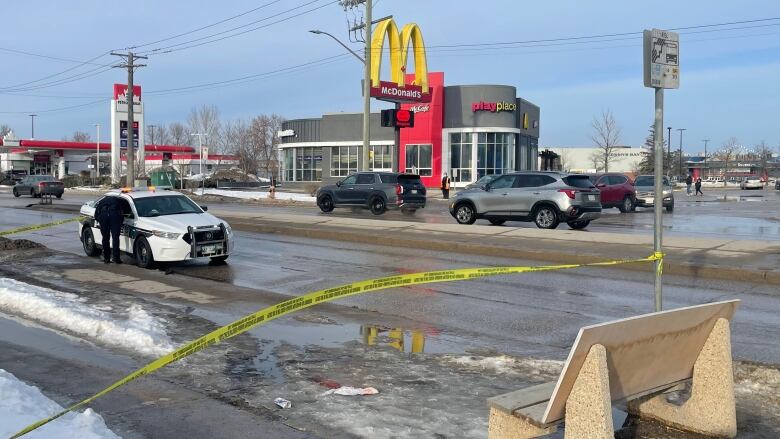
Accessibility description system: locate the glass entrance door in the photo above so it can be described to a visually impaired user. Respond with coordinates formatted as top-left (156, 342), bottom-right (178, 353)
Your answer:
top-left (449, 133), bottom-right (472, 183)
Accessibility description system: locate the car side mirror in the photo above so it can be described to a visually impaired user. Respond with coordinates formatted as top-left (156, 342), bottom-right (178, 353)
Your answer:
top-left (336, 181), bottom-right (342, 187)
top-left (596, 183), bottom-right (606, 188)
top-left (200, 205), bottom-right (208, 212)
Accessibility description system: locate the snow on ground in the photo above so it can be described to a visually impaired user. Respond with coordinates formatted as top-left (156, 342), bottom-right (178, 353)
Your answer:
top-left (66, 186), bottom-right (106, 192)
top-left (0, 369), bottom-right (121, 439)
top-left (0, 278), bottom-right (174, 357)
top-left (201, 188), bottom-right (316, 202)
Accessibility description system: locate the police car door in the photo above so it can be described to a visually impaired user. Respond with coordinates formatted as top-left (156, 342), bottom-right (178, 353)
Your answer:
top-left (118, 196), bottom-right (136, 253)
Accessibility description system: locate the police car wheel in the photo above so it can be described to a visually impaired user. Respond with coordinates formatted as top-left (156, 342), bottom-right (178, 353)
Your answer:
top-left (134, 237), bottom-right (155, 269)
top-left (82, 228), bottom-right (101, 257)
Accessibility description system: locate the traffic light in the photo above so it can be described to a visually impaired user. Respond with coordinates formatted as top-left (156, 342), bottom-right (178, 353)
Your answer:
top-left (381, 108), bottom-right (414, 128)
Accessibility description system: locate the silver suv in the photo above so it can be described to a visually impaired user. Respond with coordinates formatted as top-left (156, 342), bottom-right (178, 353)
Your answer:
top-left (448, 172), bottom-right (602, 229)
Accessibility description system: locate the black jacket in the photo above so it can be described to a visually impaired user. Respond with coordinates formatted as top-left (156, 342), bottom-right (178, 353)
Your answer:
top-left (686, 176), bottom-right (693, 185)
top-left (95, 195), bottom-right (124, 219)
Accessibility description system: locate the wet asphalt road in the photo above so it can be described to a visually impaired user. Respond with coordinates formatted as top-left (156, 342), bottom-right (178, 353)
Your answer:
top-left (1, 199), bottom-right (779, 365)
top-left (3, 185), bottom-right (780, 240)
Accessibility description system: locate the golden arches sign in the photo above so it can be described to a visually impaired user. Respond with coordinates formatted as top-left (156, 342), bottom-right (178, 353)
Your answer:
top-left (369, 19), bottom-right (429, 102)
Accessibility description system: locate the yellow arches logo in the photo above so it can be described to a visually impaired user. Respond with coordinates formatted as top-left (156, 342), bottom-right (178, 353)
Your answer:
top-left (369, 19), bottom-right (430, 102)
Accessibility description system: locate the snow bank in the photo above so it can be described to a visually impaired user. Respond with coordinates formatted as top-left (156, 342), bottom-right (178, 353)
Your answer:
top-left (66, 186), bottom-right (105, 192)
top-left (0, 278), bottom-right (174, 357)
top-left (0, 369), bottom-right (121, 439)
top-left (201, 188), bottom-right (316, 202)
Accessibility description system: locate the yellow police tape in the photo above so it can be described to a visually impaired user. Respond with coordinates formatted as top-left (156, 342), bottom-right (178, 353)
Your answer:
top-left (0, 216), bottom-right (82, 237)
top-left (10, 247), bottom-right (663, 438)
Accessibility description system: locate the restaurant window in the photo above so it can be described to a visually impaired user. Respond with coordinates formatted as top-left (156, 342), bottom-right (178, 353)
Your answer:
top-left (405, 144), bottom-right (432, 176)
top-left (477, 132), bottom-right (513, 178)
top-left (331, 145), bottom-right (359, 177)
top-left (449, 132), bottom-right (473, 182)
top-left (370, 144), bottom-right (392, 171)
top-left (282, 147), bottom-right (322, 181)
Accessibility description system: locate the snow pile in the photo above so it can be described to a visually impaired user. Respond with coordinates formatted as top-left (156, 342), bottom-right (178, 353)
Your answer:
top-left (201, 188), bottom-right (316, 202)
top-left (66, 186), bottom-right (106, 192)
top-left (0, 369), bottom-right (121, 439)
top-left (0, 278), bottom-right (174, 357)
top-left (443, 354), bottom-right (563, 379)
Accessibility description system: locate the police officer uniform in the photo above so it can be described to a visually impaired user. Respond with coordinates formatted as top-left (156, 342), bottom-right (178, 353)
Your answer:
top-left (95, 195), bottom-right (124, 263)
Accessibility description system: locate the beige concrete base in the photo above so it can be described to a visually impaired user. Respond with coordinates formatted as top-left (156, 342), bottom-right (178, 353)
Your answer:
top-left (487, 408), bottom-right (556, 439)
top-left (628, 318), bottom-right (737, 438)
top-left (564, 344), bottom-right (613, 439)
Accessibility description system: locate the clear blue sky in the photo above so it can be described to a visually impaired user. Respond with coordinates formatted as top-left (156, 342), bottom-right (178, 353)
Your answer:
top-left (1, 0), bottom-right (778, 153)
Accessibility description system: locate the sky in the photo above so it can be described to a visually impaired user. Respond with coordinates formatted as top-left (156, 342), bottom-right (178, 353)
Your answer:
top-left (0, 0), bottom-right (778, 153)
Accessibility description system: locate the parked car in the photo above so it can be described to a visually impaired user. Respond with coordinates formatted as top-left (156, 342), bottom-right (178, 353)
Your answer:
top-left (465, 174), bottom-right (500, 189)
top-left (12, 175), bottom-right (64, 198)
top-left (740, 176), bottom-right (763, 190)
top-left (448, 171), bottom-right (601, 229)
top-left (1, 170), bottom-right (27, 185)
top-left (633, 175), bottom-right (674, 212)
top-left (316, 172), bottom-right (426, 215)
top-left (586, 173), bottom-right (636, 213)
top-left (79, 187), bottom-right (233, 268)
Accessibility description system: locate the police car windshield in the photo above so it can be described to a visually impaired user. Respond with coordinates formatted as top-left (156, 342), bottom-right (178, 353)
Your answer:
top-left (134, 195), bottom-right (202, 217)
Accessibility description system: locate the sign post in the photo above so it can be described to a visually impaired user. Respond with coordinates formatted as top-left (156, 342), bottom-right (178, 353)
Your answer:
top-left (644, 29), bottom-right (680, 312)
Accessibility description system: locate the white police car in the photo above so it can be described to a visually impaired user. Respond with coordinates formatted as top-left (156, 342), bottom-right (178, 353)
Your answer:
top-left (79, 187), bottom-right (233, 268)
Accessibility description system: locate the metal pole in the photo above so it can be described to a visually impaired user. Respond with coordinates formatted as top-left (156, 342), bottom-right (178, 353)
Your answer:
top-left (95, 123), bottom-right (100, 180)
top-left (702, 139), bottom-right (710, 178)
top-left (199, 134), bottom-right (203, 195)
top-left (666, 126), bottom-right (671, 177)
top-left (653, 87), bottom-right (664, 312)
top-left (361, 0), bottom-right (372, 172)
top-left (677, 128), bottom-right (686, 178)
top-left (29, 114), bottom-right (37, 139)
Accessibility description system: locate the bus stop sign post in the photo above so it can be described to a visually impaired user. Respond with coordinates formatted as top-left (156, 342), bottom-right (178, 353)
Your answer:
top-left (644, 28), bottom-right (680, 312)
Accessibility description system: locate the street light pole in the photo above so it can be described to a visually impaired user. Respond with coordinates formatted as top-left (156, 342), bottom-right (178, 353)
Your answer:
top-left (191, 133), bottom-right (207, 195)
top-left (148, 124), bottom-right (157, 146)
top-left (677, 128), bottom-right (686, 178)
top-left (308, 30), bottom-right (365, 63)
top-left (29, 114), bottom-right (37, 139)
top-left (702, 139), bottom-right (710, 179)
top-left (666, 126), bottom-right (672, 176)
top-left (95, 124), bottom-right (101, 180)
top-left (362, 0), bottom-right (372, 173)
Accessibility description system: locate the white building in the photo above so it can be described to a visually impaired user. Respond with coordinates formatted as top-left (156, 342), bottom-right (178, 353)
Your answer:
top-left (541, 146), bottom-right (649, 174)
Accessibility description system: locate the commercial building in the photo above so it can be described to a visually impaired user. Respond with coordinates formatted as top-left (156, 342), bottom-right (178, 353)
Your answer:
top-left (540, 146), bottom-right (649, 174)
top-left (278, 72), bottom-right (540, 188)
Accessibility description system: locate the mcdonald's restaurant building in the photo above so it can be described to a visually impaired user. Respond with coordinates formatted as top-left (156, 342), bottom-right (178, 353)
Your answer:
top-left (278, 72), bottom-right (540, 188)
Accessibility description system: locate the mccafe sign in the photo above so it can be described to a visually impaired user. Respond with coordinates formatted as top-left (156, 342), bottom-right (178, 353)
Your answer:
top-left (472, 101), bottom-right (517, 112)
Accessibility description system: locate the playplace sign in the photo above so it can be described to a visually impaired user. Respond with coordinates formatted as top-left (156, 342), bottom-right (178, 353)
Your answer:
top-left (471, 101), bottom-right (516, 113)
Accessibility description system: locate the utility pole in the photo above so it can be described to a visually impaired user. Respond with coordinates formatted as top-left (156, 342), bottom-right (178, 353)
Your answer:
top-left (111, 51), bottom-right (147, 186)
top-left (362, 0), bottom-right (372, 172)
top-left (702, 139), bottom-right (710, 179)
top-left (191, 133), bottom-right (207, 195)
top-left (666, 126), bottom-right (672, 177)
top-left (95, 124), bottom-right (101, 180)
top-left (148, 124), bottom-right (157, 146)
top-left (677, 128), bottom-right (686, 178)
top-left (29, 114), bottom-right (37, 139)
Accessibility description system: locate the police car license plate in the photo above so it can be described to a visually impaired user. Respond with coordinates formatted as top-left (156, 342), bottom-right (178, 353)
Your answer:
top-left (201, 244), bottom-right (218, 255)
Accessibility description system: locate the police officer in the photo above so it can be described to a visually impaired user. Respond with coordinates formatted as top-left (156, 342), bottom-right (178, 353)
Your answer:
top-left (95, 195), bottom-right (124, 264)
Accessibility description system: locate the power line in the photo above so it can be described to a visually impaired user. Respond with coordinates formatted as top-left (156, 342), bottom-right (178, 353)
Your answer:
top-left (137, 0), bottom-right (337, 55)
top-left (0, 98), bottom-right (105, 114)
top-left (127, 0), bottom-right (283, 49)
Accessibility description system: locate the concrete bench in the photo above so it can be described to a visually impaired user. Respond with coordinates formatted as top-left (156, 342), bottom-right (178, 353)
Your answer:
top-left (487, 300), bottom-right (740, 438)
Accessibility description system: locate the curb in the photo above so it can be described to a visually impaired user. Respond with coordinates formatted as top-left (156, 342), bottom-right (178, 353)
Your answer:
top-left (225, 219), bottom-right (780, 287)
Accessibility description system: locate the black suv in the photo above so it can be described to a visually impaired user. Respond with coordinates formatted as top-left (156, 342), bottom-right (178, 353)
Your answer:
top-left (316, 172), bottom-right (426, 215)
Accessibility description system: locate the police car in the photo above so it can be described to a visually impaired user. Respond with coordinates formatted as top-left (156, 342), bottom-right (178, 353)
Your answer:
top-left (79, 187), bottom-right (233, 268)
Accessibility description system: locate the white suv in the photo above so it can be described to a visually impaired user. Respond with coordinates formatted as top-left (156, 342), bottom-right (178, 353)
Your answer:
top-left (79, 188), bottom-right (233, 268)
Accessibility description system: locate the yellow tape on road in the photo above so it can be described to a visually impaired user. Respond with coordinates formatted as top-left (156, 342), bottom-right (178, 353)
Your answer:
top-left (11, 252), bottom-right (663, 438)
top-left (0, 216), bottom-right (83, 237)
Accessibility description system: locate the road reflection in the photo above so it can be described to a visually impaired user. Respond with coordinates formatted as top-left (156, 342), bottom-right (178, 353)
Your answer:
top-left (360, 325), bottom-right (427, 353)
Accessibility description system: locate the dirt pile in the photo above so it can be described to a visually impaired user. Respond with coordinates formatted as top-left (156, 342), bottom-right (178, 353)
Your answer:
top-left (0, 237), bottom-right (46, 251)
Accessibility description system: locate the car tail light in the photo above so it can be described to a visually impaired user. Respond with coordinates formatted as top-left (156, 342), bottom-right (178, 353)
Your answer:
top-left (395, 184), bottom-right (402, 196)
top-left (558, 189), bottom-right (577, 199)
top-left (38, 182), bottom-right (45, 187)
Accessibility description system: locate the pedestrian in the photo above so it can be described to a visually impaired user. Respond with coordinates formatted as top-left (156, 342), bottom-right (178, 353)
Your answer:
top-left (685, 174), bottom-right (693, 196)
top-left (441, 172), bottom-right (451, 200)
top-left (695, 177), bottom-right (703, 196)
top-left (95, 195), bottom-right (124, 264)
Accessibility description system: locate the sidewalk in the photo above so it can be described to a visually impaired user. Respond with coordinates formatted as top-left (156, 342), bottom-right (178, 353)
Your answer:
top-left (211, 208), bottom-right (780, 285)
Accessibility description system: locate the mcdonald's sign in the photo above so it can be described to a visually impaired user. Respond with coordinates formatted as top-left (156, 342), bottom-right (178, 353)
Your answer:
top-left (369, 19), bottom-right (431, 103)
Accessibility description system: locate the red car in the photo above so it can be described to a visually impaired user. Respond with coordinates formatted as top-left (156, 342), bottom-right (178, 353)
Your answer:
top-left (587, 173), bottom-right (635, 213)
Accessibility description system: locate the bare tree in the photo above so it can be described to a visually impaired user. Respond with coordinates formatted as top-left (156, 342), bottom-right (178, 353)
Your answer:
top-left (0, 124), bottom-right (11, 137)
top-left (557, 151), bottom-right (570, 172)
top-left (716, 137), bottom-right (741, 187)
top-left (589, 152), bottom-right (603, 172)
top-left (249, 114), bottom-right (284, 179)
top-left (590, 110), bottom-right (622, 172)
top-left (168, 123), bottom-right (188, 146)
top-left (227, 119), bottom-right (255, 178)
top-left (146, 125), bottom-right (171, 145)
top-left (752, 140), bottom-right (773, 185)
top-left (71, 131), bottom-right (91, 142)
